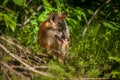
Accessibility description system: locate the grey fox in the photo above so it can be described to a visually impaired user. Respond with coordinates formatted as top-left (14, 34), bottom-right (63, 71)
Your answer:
top-left (38, 12), bottom-right (70, 63)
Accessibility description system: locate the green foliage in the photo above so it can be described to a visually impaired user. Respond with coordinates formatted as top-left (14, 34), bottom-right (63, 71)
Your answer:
top-left (109, 57), bottom-right (120, 63)
top-left (109, 57), bottom-right (120, 79)
top-left (38, 12), bottom-right (47, 22)
top-left (0, 12), bottom-right (17, 31)
top-left (0, 0), bottom-right (9, 6)
top-left (12, 0), bottom-right (26, 6)
top-left (48, 61), bottom-right (73, 79)
top-left (0, 0), bottom-right (120, 79)
top-left (4, 13), bottom-right (17, 31)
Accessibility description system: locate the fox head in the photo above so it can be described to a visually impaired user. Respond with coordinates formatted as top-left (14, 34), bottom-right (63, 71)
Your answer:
top-left (47, 12), bottom-right (70, 46)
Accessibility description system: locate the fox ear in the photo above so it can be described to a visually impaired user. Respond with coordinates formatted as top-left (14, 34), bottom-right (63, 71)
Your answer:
top-left (49, 13), bottom-right (59, 23)
top-left (49, 12), bottom-right (67, 23)
top-left (60, 12), bottom-right (68, 20)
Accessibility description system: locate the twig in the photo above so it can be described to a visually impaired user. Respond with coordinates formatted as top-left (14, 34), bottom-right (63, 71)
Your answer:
top-left (21, 71), bottom-right (33, 79)
top-left (0, 35), bottom-right (46, 64)
top-left (36, 5), bottom-right (42, 11)
top-left (0, 61), bottom-right (25, 78)
top-left (0, 36), bottom-right (30, 62)
top-left (27, 0), bottom-right (32, 5)
top-left (23, 5), bottom-right (42, 25)
top-left (29, 55), bottom-right (47, 64)
top-left (82, 0), bottom-right (112, 38)
top-left (11, 65), bottom-right (49, 69)
top-left (0, 43), bottom-right (53, 78)
top-left (5, 71), bottom-right (12, 80)
top-left (0, 36), bottom-right (31, 54)
top-left (33, 66), bottom-right (49, 69)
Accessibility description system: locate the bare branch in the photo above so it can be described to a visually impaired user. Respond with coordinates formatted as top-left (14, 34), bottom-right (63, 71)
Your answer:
top-left (5, 71), bottom-right (12, 80)
top-left (0, 36), bottom-right (31, 54)
top-left (0, 35), bottom-right (46, 64)
top-left (27, 0), bottom-right (32, 5)
top-left (0, 61), bottom-right (25, 78)
top-left (11, 65), bottom-right (49, 69)
top-left (0, 43), bottom-right (53, 78)
top-left (36, 5), bottom-right (42, 11)
top-left (82, 0), bottom-right (112, 38)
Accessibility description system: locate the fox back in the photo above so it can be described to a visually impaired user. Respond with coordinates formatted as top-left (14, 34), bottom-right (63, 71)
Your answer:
top-left (38, 13), bottom-right (70, 63)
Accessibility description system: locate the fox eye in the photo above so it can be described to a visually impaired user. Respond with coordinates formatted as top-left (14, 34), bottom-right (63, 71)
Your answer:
top-left (58, 29), bottom-right (62, 32)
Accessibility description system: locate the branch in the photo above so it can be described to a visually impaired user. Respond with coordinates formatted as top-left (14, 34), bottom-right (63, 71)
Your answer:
top-left (82, 0), bottom-right (112, 38)
top-left (27, 0), bottom-right (32, 5)
top-left (11, 65), bottom-right (49, 69)
top-left (0, 43), bottom-right (53, 78)
top-left (0, 36), bottom-right (31, 54)
top-left (0, 35), bottom-right (46, 64)
top-left (0, 61), bottom-right (25, 78)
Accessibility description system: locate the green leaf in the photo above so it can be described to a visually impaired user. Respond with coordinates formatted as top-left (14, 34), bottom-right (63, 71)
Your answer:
top-left (38, 12), bottom-right (47, 22)
top-left (42, 0), bottom-right (52, 8)
top-left (3, 0), bottom-right (9, 6)
top-left (88, 9), bottom-right (94, 15)
top-left (67, 18), bottom-right (77, 26)
top-left (0, 12), bottom-right (3, 21)
top-left (12, 0), bottom-right (26, 6)
top-left (103, 21), bottom-right (118, 31)
top-left (3, 14), bottom-right (16, 31)
top-left (82, 12), bottom-right (87, 23)
top-left (55, 0), bottom-right (61, 9)
top-left (111, 71), bottom-right (120, 78)
top-left (109, 56), bottom-right (120, 63)
top-left (42, 0), bottom-right (53, 12)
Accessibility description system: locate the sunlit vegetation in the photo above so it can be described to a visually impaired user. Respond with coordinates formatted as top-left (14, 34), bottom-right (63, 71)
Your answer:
top-left (0, 0), bottom-right (120, 80)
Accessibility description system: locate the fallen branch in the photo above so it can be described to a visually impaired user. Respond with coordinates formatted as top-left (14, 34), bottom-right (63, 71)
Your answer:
top-left (0, 35), bottom-right (47, 65)
top-left (11, 65), bottom-right (49, 69)
top-left (1, 36), bottom-right (30, 54)
top-left (0, 61), bottom-right (25, 78)
top-left (0, 43), bottom-right (53, 78)
top-left (82, 0), bottom-right (112, 38)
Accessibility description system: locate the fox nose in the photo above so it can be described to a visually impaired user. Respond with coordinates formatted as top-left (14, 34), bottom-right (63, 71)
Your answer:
top-left (61, 35), bottom-right (66, 39)
top-left (67, 38), bottom-right (70, 41)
